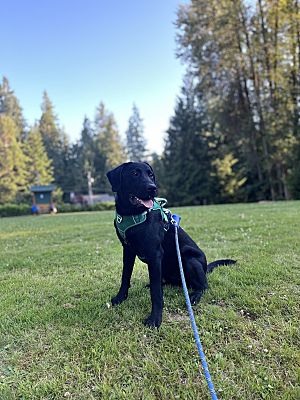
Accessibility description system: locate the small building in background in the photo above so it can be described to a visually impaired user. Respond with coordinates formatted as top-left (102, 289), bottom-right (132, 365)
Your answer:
top-left (30, 185), bottom-right (56, 213)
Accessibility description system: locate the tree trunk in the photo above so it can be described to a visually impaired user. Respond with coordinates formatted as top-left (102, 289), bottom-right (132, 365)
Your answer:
top-left (237, 0), bottom-right (275, 199)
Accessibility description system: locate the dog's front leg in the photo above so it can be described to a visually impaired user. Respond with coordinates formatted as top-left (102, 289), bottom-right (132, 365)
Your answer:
top-left (111, 245), bottom-right (136, 306)
top-left (144, 251), bottom-right (163, 328)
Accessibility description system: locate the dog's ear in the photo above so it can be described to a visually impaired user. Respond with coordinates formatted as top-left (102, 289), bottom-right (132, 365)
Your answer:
top-left (106, 163), bottom-right (130, 192)
top-left (143, 162), bottom-right (153, 172)
top-left (143, 162), bottom-right (156, 182)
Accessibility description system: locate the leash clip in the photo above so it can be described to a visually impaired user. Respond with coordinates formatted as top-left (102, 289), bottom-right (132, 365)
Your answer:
top-left (172, 214), bottom-right (181, 227)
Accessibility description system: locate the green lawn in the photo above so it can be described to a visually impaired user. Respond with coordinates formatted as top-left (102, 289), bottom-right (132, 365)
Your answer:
top-left (0, 202), bottom-right (299, 399)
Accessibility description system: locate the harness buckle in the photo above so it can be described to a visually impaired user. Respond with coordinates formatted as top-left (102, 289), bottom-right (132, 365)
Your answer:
top-left (116, 214), bottom-right (123, 223)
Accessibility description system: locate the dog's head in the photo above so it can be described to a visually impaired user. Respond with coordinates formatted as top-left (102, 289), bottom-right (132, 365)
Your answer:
top-left (106, 162), bottom-right (157, 214)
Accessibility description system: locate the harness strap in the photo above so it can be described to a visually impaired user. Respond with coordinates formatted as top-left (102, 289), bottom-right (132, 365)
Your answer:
top-left (115, 211), bottom-right (148, 241)
top-left (115, 198), bottom-right (170, 241)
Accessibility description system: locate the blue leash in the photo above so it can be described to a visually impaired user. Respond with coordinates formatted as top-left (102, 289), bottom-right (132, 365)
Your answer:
top-left (172, 214), bottom-right (218, 400)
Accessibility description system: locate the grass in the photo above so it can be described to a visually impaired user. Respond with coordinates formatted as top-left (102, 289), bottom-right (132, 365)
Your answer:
top-left (0, 201), bottom-right (299, 400)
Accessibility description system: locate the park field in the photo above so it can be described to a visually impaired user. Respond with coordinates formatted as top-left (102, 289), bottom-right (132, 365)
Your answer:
top-left (0, 202), bottom-right (299, 399)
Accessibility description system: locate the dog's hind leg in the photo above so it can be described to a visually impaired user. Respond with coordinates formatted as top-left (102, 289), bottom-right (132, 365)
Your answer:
top-left (185, 257), bottom-right (209, 305)
top-left (111, 246), bottom-right (136, 306)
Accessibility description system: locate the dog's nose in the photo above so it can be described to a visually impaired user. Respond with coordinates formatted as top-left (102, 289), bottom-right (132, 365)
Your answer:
top-left (147, 184), bottom-right (157, 195)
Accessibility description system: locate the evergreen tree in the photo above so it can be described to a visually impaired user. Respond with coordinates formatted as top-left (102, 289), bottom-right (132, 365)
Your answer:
top-left (24, 125), bottom-right (53, 186)
top-left (162, 80), bottom-right (213, 205)
top-left (0, 76), bottom-right (26, 139)
top-left (58, 130), bottom-right (73, 192)
top-left (0, 115), bottom-right (27, 203)
top-left (150, 152), bottom-right (165, 196)
top-left (80, 116), bottom-right (95, 174)
top-left (65, 142), bottom-right (83, 193)
top-left (38, 91), bottom-right (65, 188)
top-left (176, 0), bottom-right (300, 201)
top-left (288, 140), bottom-right (300, 199)
top-left (71, 117), bottom-right (96, 193)
top-left (94, 102), bottom-right (125, 191)
top-left (126, 104), bottom-right (147, 161)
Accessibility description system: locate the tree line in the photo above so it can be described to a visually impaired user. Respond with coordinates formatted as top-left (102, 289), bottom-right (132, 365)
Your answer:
top-left (0, 77), bottom-right (147, 204)
top-left (157, 0), bottom-right (300, 204)
top-left (1, 0), bottom-right (300, 206)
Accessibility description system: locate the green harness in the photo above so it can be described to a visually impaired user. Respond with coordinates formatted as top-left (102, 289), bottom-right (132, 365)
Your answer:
top-left (115, 198), bottom-right (170, 242)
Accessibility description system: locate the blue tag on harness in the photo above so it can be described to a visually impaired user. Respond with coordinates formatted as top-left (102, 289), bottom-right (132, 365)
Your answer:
top-left (172, 214), bottom-right (181, 227)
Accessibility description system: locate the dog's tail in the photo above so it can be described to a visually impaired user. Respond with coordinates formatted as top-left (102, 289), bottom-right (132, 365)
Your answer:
top-left (207, 259), bottom-right (236, 273)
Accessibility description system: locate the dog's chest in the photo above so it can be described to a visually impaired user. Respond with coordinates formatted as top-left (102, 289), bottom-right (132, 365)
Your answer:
top-left (120, 211), bottom-right (166, 263)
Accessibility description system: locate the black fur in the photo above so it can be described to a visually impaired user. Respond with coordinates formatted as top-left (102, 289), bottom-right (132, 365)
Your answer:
top-left (107, 162), bottom-right (236, 328)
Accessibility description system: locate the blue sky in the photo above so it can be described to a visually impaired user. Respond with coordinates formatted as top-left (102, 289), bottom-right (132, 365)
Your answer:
top-left (1, 0), bottom-right (186, 153)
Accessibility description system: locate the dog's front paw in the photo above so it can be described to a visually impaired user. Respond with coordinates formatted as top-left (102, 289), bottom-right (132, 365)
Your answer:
top-left (111, 291), bottom-right (128, 306)
top-left (189, 290), bottom-right (203, 305)
top-left (143, 313), bottom-right (162, 328)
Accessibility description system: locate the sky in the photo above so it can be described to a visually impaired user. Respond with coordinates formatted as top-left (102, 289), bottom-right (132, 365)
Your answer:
top-left (1, 0), bottom-right (186, 154)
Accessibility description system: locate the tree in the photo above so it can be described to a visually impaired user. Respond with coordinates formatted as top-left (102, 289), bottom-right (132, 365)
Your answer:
top-left (150, 152), bottom-right (165, 196)
top-left (38, 91), bottom-right (66, 188)
top-left (176, 0), bottom-right (300, 201)
top-left (69, 117), bottom-right (96, 193)
top-left (94, 102), bottom-right (125, 191)
top-left (126, 104), bottom-right (147, 161)
top-left (288, 139), bottom-right (300, 199)
top-left (0, 115), bottom-right (27, 203)
top-left (80, 116), bottom-right (95, 175)
top-left (58, 130), bottom-right (73, 193)
top-left (24, 125), bottom-right (53, 186)
top-left (162, 79), bottom-right (214, 205)
top-left (0, 76), bottom-right (26, 139)
top-left (212, 154), bottom-right (247, 202)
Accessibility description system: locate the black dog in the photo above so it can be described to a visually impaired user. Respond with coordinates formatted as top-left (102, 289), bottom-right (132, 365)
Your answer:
top-left (107, 162), bottom-right (235, 328)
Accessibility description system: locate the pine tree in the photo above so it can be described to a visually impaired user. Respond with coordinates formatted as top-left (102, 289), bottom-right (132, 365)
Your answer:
top-left (58, 130), bottom-right (73, 192)
top-left (126, 104), bottom-right (147, 161)
top-left (38, 91), bottom-right (65, 188)
top-left (80, 117), bottom-right (95, 174)
top-left (71, 117), bottom-right (96, 193)
top-left (0, 76), bottom-right (26, 139)
top-left (94, 102), bottom-right (125, 191)
top-left (176, 0), bottom-right (300, 201)
top-left (24, 125), bottom-right (53, 186)
top-left (150, 152), bottom-right (165, 196)
top-left (288, 140), bottom-right (300, 199)
top-left (0, 115), bottom-right (27, 203)
top-left (162, 80), bottom-right (213, 205)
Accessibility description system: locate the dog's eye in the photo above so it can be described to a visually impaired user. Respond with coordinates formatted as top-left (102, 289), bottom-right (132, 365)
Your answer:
top-left (131, 170), bottom-right (139, 176)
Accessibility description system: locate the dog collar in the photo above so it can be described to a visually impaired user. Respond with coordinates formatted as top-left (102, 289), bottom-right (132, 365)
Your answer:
top-left (115, 198), bottom-right (170, 242)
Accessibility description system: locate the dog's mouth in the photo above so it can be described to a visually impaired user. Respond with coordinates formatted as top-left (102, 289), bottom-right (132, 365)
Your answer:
top-left (129, 195), bottom-right (154, 209)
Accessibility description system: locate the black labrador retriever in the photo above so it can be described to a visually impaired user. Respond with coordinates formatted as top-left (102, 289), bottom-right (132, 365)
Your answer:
top-left (107, 161), bottom-right (235, 328)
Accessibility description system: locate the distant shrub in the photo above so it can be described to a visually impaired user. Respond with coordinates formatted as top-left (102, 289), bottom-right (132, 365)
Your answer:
top-left (57, 201), bottom-right (115, 213)
top-left (0, 203), bottom-right (31, 217)
top-left (0, 202), bottom-right (115, 217)
top-left (88, 202), bottom-right (115, 211)
top-left (57, 203), bottom-right (82, 213)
